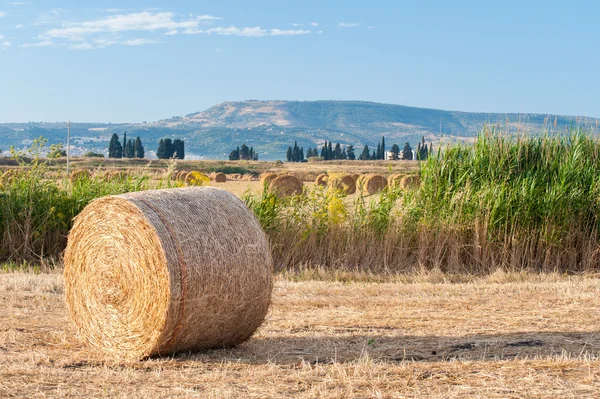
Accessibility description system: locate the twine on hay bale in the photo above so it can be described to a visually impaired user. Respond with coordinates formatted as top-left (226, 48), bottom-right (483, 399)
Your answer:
top-left (328, 174), bottom-right (356, 195)
top-left (400, 174), bottom-right (421, 189)
top-left (260, 172), bottom-right (277, 187)
top-left (268, 174), bottom-right (304, 197)
top-left (214, 172), bottom-right (227, 183)
top-left (315, 173), bottom-right (328, 187)
top-left (64, 187), bottom-right (272, 360)
top-left (361, 174), bottom-right (388, 194)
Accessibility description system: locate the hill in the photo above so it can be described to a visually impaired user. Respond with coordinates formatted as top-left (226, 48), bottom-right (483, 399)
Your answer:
top-left (1, 101), bottom-right (597, 160)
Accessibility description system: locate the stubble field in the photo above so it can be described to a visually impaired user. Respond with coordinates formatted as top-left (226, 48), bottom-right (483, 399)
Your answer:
top-left (2, 271), bottom-right (600, 398)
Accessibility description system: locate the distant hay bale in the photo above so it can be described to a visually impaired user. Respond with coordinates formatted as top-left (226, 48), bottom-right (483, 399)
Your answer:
top-left (185, 171), bottom-right (210, 186)
top-left (362, 174), bottom-right (388, 194)
top-left (328, 174), bottom-right (356, 195)
top-left (315, 173), bottom-right (328, 187)
top-left (175, 171), bottom-right (188, 181)
top-left (260, 173), bottom-right (278, 187)
top-left (214, 172), bottom-right (227, 183)
top-left (69, 169), bottom-right (91, 183)
top-left (268, 174), bottom-right (304, 197)
top-left (387, 174), bottom-right (405, 187)
top-left (350, 173), bottom-right (360, 183)
top-left (64, 187), bottom-right (273, 360)
top-left (400, 174), bottom-right (421, 189)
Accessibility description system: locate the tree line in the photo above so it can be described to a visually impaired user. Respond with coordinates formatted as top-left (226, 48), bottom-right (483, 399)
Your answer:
top-left (108, 132), bottom-right (145, 159)
top-left (156, 139), bottom-right (185, 159)
top-left (229, 144), bottom-right (259, 160)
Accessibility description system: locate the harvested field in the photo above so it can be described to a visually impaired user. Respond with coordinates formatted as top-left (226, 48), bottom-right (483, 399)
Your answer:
top-left (1, 271), bottom-right (600, 398)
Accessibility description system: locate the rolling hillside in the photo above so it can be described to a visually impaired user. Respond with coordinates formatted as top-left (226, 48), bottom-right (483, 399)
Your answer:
top-left (1, 101), bottom-right (597, 160)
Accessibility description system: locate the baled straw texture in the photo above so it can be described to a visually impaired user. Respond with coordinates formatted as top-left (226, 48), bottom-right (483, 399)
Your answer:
top-left (315, 173), bottom-right (328, 187)
top-left (400, 174), bottom-right (421, 189)
top-left (362, 174), bottom-right (388, 194)
top-left (328, 174), bottom-right (356, 195)
top-left (214, 172), bottom-right (227, 183)
top-left (268, 174), bottom-right (304, 197)
top-left (259, 173), bottom-right (278, 187)
top-left (387, 174), bottom-right (405, 187)
top-left (64, 187), bottom-right (273, 360)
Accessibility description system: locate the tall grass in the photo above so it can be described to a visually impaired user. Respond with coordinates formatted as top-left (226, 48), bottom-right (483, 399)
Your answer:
top-left (4, 130), bottom-right (600, 274)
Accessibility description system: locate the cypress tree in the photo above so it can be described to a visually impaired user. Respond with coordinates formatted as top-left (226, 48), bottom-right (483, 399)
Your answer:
top-left (342, 147), bottom-right (347, 160)
top-left (381, 136), bottom-right (386, 160)
top-left (286, 146), bottom-right (292, 162)
top-left (321, 141), bottom-right (327, 159)
top-left (334, 143), bottom-right (342, 160)
top-left (108, 133), bottom-right (120, 158)
top-left (359, 145), bottom-right (370, 160)
top-left (347, 144), bottom-right (356, 160)
top-left (390, 144), bottom-right (400, 160)
top-left (376, 142), bottom-right (381, 160)
top-left (156, 139), bottom-right (165, 159)
top-left (402, 142), bottom-right (413, 160)
top-left (327, 141), bottom-right (333, 160)
top-left (299, 147), bottom-right (304, 161)
top-left (134, 137), bottom-right (144, 158)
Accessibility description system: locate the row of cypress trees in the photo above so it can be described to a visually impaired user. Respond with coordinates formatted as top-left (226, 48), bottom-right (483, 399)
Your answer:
top-left (108, 132), bottom-right (145, 159)
top-left (156, 138), bottom-right (185, 159)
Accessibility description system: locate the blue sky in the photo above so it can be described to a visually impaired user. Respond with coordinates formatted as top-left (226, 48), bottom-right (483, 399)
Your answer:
top-left (0, 0), bottom-right (599, 122)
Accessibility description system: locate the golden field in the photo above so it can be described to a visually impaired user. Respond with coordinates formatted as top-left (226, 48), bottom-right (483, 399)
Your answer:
top-left (1, 271), bottom-right (600, 398)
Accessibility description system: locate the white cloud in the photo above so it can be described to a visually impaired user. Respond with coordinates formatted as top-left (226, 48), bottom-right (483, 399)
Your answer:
top-left (185, 26), bottom-right (268, 37)
top-left (318, 30), bottom-right (324, 34)
top-left (21, 40), bottom-right (53, 48)
top-left (15, 24), bottom-right (24, 28)
top-left (165, 29), bottom-right (178, 35)
top-left (185, 26), bottom-right (310, 37)
top-left (9, 1), bottom-right (24, 5)
top-left (196, 15), bottom-right (222, 20)
top-left (122, 38), bottom-right (161, 46)
top-left (339, 22), bottom-right (361, 28)
top-left (270, 29), bottom-right (310, 36)
top-left (1, 41), bottom-right (11, 47)
top-left (70, 42), bottom-right (93, 50)
top-left (292, 23), bottom-right (303, 27)
top-left (310, 22), bottom-right (319, 27)
top-left (0, 11), bottom-right (6, 18)
top-left (44, 12), bottom-right (220, 39)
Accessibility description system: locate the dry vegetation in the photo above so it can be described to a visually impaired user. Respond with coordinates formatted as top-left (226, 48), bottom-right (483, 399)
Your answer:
top-left (2, 271), bottom-right (600, 398)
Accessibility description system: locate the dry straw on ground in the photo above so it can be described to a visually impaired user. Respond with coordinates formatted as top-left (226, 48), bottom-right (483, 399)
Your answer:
top-left (63, 187), bottom-right (273, 360)
top-left (214, 172), bottom-right (227, 183)
top-left (315, 173), bottom-right (328, 186)
top-left (361, 174), bottom-right (388, 194)
top-left (328, 174), bottom-right (357, 195)
top-left (401, 174), bottom-right (421, 189)
top-left (268, 174), bottom-right (304, 196)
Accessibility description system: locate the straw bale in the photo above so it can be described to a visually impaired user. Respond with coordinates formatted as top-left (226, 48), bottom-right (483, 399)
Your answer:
top-left (362, 174), bottom-right (388, 194)
top-left (185, 171), bottom-right (210, 186)
top-left (214, 172), bottom-right (227, 183)
top-left (400, 174), bottom-right (421, 189)
top-left (328, 174), bottom-right (356, 195)
top-left (260, 173), bottom-right (278, 187)
top-left (64, 187), bottom-right (272, 359)
top-left (387, 174), bottom-right (405, 187)
top-left (315, 173), bottom-right (328, 186)
top-left (268, 174), bottom-right (304, 197)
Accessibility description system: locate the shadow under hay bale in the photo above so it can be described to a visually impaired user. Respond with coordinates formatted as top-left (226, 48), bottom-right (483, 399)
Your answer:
top-left (64, 187), bottom-right (273, 360)
top-left (361, 174), bottom-right (388, 194)
top-left (268, 174), bottom-right (304, 197)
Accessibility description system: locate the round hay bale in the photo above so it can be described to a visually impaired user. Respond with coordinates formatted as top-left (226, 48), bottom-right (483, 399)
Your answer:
top-left (64, 187), bottom-right (272, 359)
top-left (175, 171), bottom-right (188, 182)
top-left (387, 174), bottom-right (405, 187)
top-left (69, 169), bottom-right (91, 183)
top-left (362, 174), bottom-right (388, 194)
top-left (185, 171), bottom-right (210, 186)
top-left (260, 172), bottom-right (278, 187)
top-left (350, 173), bottom-right (360, 183)
top-left (328, 174), bottom-right (356, 195)
top-left (315, 173), bottom-right (328, 187)
top-left (214, 172), bottom-right (227, 183)
top-left (268, 174), bottom-right (304, 197)
top-left (400, 174), bottom-right (421, 189)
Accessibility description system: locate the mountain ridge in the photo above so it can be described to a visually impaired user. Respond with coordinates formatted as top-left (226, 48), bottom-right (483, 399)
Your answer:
top-left (0, 100), bottom-right (597, 160)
